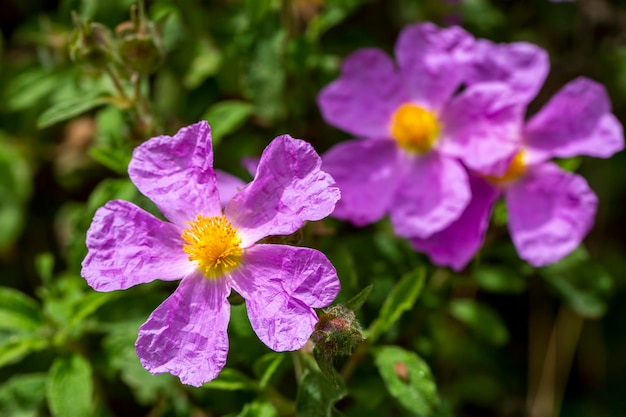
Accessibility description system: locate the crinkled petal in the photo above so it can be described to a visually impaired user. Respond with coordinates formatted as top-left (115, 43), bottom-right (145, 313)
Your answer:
top-left (390, 152), bottom-right (471, 239)
top-left (81, 200), bottom-right (190, 292)
top-left (322, 138), bottom-right (402, 226)
top-left (467, 40), bottom-right (549, 105)
top-left (395, 22), bottom-right (474, 110)
top-left (411, 176), bottom-right (500, 271)
top-left (128, 121), bottom-right (222, 226)
top-left (226, 135), bottom-right (340, 247)
top-left (506, 162), bottom-right (598, 267)
top-left (439, 82), bottom-right (525, 176)
top-left (230, 244), bottom-right (339, 351)
top-left (317, 48), bottom-right (408, 138)
top-left (136, 275), bottom-right (231, 387)
top-left (215, 169), bottom-right (246, 207)
top-left (524, 77), bottom-right (624, 163)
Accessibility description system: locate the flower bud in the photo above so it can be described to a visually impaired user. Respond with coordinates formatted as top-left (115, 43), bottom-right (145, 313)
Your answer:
top-left (68, 14), bottom-right (116, 73)
top-left (115, 3), bottom-right (164, 74)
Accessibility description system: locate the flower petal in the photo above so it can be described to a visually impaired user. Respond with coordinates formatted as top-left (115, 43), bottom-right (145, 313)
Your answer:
top-left (395, 22), bottom-right (474, 110)
top-left (215, 169), bottom-right (246, 207)
top-left (230, 244), bottom-right (340, 351)
top-left (128, 121), bottom-right (222, 226)
top-left (467, 40), bottom-right (549, 105)
top-left (524, 77), bottom-right (624, 163)
top-left (390, 152), bottom-right (471, 239)
top-left (317, 48), bottom-right (408, 138)
top-left (136, 275), bottom-right (231, 387)
top-left (439, 82), bottom-right (525, 176)
top-left (226, 135), bottom-right (340, 246)
top-left (322, 138), bottom-right (402, 226)
top-left (81, 200), bottom-right (190, 292)
top-left (506, 162), bottom-right (598, 267)
top-left (411, 176), bottom-right (500, 271)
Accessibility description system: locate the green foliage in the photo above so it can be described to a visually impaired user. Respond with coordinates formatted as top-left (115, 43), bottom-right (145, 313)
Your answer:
top-left (46, 354), bottom-right (94, 417)
top-left (374, 346), bottom-right (439, 417)
top-left (296, 369), bottom-right (347, 417)
top-left (448, 299), bottom-right (510, 346)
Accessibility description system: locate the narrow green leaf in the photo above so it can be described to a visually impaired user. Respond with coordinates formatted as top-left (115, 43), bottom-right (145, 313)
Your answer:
top-left (343, 285), bottom-right (373, 312)
top-left (69, 291), bottom-right (114, 329)
top-left (203, 368), bottom-right (258, 391)
top-left (0, 287), bottom-right (43, 332)
top-left (254, 353), bottom-right (285, 389)
top-left (448, 300), bottom-right (509, 346)
top-left (541, 247), bottom-right (612, 318)
top-left (0, 335), bottom-right (45, 368)
top-left (202, 100), bottom-right (254, 145)
top-left (37, 95), bottom-right (110, 129)
top-left (88, 146), bottom-right (132, 174)
top-left (473, 266), bottom-right (526, 294)
top-left (46, 354), bottom-right (93, 417)
top-left (368, 267), bottom-right (426, 342)
top-left (296, 370), bottom-right (346, 417)
top-left (237, 401), bottom-right (277, 417)
top-left (374, 346), bottom-right (439, 417)
top-left (183, 37), bottom-right (222, 89)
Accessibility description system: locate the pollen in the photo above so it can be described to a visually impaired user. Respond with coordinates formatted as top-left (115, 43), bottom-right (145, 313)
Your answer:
top-left (390, 103), bottom-right (440, 154)
top-left (181, 214), bottom-right (243, 279)
top-left (486, 150), bottom-right (526, 184)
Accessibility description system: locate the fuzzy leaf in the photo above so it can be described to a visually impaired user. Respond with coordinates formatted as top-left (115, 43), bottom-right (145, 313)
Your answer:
top-left (46, 354), bottom-right (93, 417)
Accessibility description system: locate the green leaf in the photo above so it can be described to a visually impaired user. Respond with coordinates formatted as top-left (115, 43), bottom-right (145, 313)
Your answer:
top-left (37, 94), bottom-right (110, 129)
top-left (69, 291), bottom-right (114, 329)
top-left (374, 346), bottom-right (439, 417)
top-left (0, 287), bottom-right (43, 332)
top-left (0, 373), bottom-right (47, 417)
top-left (0, 335), bottom-right (46, 368)
top-left (183, 37), bottom-right (222, 89)
top-left (237, 401), bottom-right (277, 417)
top-left (88, 146), bottom-right (132, 174)
top-left (343, 285), bottom-right (373, 312)
top-left (368, 267), bottom-right (426, 342)
top-left (203, 368), bottom-right (258, 391)
top-left (201, 100), bottom-right (254, 145)
top-left (540, 248), bottom-right (612, 318)
top-left (254, 353), bottom-right (286, 389)
top-left (448, 300), bottom-right (509, 346)
top-left (4, 68), bottom-right (66, 112)
top-left (473, 266), bottom-right (526, 294)
top-left (296, 370), bottom-right (346, 417)
top-left (46, 354), bottom-right (93, 417)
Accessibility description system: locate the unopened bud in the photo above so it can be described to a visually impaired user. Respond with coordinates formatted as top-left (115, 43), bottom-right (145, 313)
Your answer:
top-left (115, 2), bottom-right (164, 74)
top-left (69, 14), bottom-right (116, 73)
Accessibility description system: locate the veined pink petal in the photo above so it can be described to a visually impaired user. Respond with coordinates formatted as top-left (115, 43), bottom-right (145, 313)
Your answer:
top-left (136, 275), bottom-right (231, 387)
top-left (215, 169), bottom-right (246, 207)
top-left (317, 48), bottom-right (408, 138)
top-left (230, 244), bottom-right (340, 351)
top-left (524, 77), bottom-right (625, 163)
top-left (467, 40), bottom-right (549, 105)
top-left (506, 162), bottom-right (598, 267)
top-left (390, 152), bottom-right (471, 239)
top-left (81, 200), bottom-right (190, 292)
top-left (395, 23), bottom-right (474, 111)
top-left (439, 82), bottom-right (525, 176)
top-left (322, 138), bottom-right (402, 226)
top-left (128, 121), bottom-right (222, 226)
top-left (411, 176), bottom-right (500, 271)
top-left (226, 135), bottom-right (340, 247)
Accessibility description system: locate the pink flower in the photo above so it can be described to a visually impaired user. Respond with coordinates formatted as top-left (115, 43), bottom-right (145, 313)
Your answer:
top-left (317, 22), bottom-right (523, 239)
top-left (412, 41), bottom-right (623, 269)
top-left (81, 121), bottom-right (341, 386)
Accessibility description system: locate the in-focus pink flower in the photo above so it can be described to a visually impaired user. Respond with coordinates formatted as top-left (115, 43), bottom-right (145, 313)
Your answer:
top-left (81, 121), bottom-right (341, 386)
top-left (412, 41), bottom-right (623, 269)
top-left (318, 22), bottom-right (523, 239)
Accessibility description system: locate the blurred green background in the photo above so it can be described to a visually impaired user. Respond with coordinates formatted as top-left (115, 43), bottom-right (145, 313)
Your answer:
top-left (1, 0), bottom-right (625, 416)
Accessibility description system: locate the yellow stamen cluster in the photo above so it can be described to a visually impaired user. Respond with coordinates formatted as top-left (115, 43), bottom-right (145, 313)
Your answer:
top-left (390, 103), bottom-right (440, 154)
top-left (486, 150), bottom-right (527, 184)
top-left (181, 215), bottom-right (242, 279)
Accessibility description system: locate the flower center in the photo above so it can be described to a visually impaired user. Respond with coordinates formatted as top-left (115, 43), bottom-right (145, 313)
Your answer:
top-left (390, 103), bottom-right (440, 154)
top-left (486, 150), bottom-right (526, 184)
top-left (181, 215), bottom-right (242, 279)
